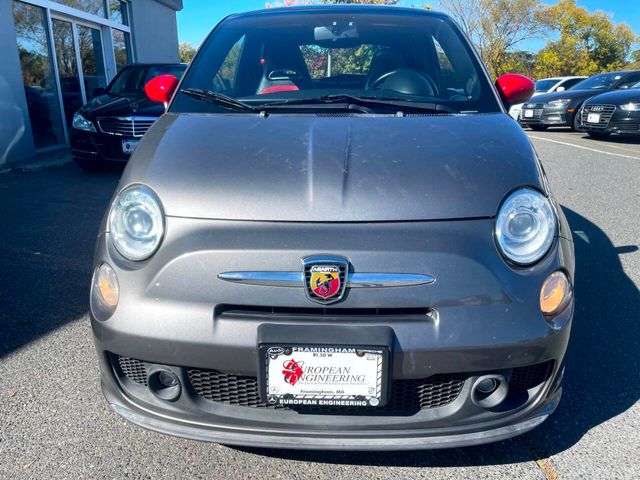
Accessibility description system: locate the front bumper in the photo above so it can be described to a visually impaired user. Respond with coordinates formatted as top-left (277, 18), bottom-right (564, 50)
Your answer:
top-left (519, 105), bottom-right (571, 126)
top-left (70, 128), bottom-right (132, 163)
top-left (92, 217), bottom-right (574, 449)
top-left (580, 109), bottom-right (640, 135)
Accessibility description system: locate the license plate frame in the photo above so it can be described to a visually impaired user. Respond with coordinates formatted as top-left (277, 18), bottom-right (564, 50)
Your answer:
top-left (258, 344), bottom-right (390, 408)
top-left (121, 139), bottom-right (139, 154)
top-left (587, 112), bottom-right (601, 124)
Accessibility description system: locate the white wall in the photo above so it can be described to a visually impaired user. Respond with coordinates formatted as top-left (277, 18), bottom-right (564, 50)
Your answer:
top-left (130, 0), bottom-right (183, 63)
top-left (0, 0), bottom-right (37, 168)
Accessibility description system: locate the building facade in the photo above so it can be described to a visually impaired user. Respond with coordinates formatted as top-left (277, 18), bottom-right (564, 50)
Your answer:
top-left (0, 0), bottom-right (183, 169)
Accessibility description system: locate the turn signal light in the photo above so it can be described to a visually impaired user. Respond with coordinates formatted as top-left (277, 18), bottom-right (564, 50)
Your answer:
top-left (91, 263), bottom-right (119, 320)
top-left (540, 271), bottom-right (572, 316)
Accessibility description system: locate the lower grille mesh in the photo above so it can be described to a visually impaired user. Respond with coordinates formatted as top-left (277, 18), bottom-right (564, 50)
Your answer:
top-left (117, 356), bottom-right (149, 386)
top-left (510, 361), bottom-right (553, 391)
top-left (113, 354), bottom-right (552, 414)
top-left (187, 368), bottom-right (464, 414)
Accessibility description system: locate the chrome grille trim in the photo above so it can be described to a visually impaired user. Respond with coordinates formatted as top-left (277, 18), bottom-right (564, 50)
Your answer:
top-left (97, 116), bottom-right (157, 137)
top-left (218, 271), bottom-right (435, 288)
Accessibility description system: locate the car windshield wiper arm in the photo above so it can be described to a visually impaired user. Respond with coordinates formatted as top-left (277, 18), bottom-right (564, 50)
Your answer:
top-left (259, 94), bottom-right (455, 113)
top-left (180, 88), bottom-right (257, 112)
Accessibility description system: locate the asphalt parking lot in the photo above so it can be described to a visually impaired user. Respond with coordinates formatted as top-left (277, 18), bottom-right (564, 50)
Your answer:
top-left (0, 128), bottom-right (638, 479)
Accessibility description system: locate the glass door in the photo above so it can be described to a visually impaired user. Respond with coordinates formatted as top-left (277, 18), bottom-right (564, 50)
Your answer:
top-left (77, 24), bottom-right (107, 101)
top-left (50, 17), bottom-right (108, 133)
top-left (51, 18), bottom-right (83, 131)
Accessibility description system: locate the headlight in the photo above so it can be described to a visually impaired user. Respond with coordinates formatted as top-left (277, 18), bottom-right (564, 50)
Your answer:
top-left (495, 188), bottom-right (557, 265)
top-left (109, 184), bottom-right (164, 261)
top-left (620, 102), bottom-right (640, 112)
top-left (72, 111), bottom-right (96, 132)
top-left (546, 99), bottom-right (570, 108)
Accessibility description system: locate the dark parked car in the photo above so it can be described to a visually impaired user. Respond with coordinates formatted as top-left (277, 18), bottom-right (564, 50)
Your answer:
top-left (520, 71), bottom-right (640, 131)
top-left (70, 63), bottom-right (186, 169)
top-left (578, 82), bottom-right (640, 139)
top-left (90, 6), bottom-right (574, 450)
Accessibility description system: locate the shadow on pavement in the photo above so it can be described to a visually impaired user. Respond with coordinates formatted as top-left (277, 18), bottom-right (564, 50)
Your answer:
top-left (239, 207), bottom-right (640, 466)
top-left (0, 163), bottom-right (121, 357)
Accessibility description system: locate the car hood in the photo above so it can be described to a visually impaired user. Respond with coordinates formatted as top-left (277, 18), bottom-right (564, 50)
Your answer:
top-left (584, 88), bottom-right (640, 105)
top-left (80, 94), bottom-right (165, 119)
top-left (121, 112), bottom-right (544, 222)
top-left (533, 88), bottom-right (608, 104)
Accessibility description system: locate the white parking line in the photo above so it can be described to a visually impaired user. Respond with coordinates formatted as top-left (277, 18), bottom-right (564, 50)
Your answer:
top-left (528, 135), bottom-right (640, 160)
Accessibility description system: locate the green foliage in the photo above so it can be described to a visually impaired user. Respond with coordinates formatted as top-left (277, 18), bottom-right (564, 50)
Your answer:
top-left (437, 0), bottom-right (549, 78)
top-left (534, 0), bottom-right (636, 77)
top-left (179, 42), bottom-right (197, 63)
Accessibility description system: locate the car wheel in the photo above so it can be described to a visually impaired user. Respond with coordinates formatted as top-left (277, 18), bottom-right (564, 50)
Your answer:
top-left (587, 131), bottom-right (611, 140)
top-left (529, 125), bottom-right (548, 131)
top-left (571, 111), bottom-right (582, 131)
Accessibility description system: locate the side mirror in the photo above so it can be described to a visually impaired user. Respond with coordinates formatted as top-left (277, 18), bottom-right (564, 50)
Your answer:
top-left (495, 73), bottom-right (535, 110)
top-left (144, 74), bottom-right (180, 105)
top-left (92, 87), bottom-right (107, 96)
top-left (556, 86), bottom-right (565, 92)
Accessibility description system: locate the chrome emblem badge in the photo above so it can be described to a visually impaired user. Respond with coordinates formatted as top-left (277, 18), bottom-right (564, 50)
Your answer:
top-left (303, 256), bottom-right (348, 304)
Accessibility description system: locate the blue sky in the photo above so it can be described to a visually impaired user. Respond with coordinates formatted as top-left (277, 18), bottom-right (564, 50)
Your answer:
top-left (177, 0), bottom-right (640, 53)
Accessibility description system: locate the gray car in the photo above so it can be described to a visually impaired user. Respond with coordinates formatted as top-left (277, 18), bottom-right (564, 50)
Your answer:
top-left (90, 5), bottom-right (575, 450)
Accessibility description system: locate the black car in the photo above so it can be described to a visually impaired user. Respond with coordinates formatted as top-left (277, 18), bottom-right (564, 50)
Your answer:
top-left (71, 63), bottom-right (186, 169)
top-left (578, 82), bottom-right (640, 139)
top-left (519, 71), bottom-right (640, 131)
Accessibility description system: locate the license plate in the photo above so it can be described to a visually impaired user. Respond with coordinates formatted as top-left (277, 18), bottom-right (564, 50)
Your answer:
top-left (122, 139), bottom-right (139, 154)
top-left (263, 345), bottom-right (386, 408)
top-left (587, 113), bottom-right (601, 123)
top-left (524, 109), bottom-right (534, 118)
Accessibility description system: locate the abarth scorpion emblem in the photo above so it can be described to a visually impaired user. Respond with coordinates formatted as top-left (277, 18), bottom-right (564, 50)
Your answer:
top-left (303, 256), bottom-right (348, 304)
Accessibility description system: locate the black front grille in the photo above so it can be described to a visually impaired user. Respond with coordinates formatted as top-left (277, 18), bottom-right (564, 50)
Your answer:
top-left (187, 368), bottom-right (464, 415)
top-left (97, 116), bottom-right (156, 137)
top-left (581, 104), bottom-right (616, 129)
top-left (521, 103), bottom-right (544, 121)
top-left (117, 356), bottom-right (149, 386)
top-left (510, 361), bottom-right (553, 391)
top-left (112, 354), bottom-right (553, 415)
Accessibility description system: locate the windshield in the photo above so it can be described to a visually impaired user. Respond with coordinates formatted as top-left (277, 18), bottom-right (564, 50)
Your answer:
top-left (109, 65), bottom-right (186, 95)
top-left (572, 73), bottom-right (623, 90)
top-left (535, 79), bottom-right (560, 92)
top-left (172, 10), bottom-right (500, 114)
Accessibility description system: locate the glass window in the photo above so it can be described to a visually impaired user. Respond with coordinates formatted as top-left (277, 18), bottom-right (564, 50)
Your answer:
top-left (112, 29), bottom-right (131, 72)
top-left (52, 18), bottom-right (83, 129)
top-left (12, 1), bottom-right (65, 148)
top-left (535, 79), bottom-right (560, 93)
top-left (300, 45), bottom-right (379, 80)
top-left (108, 0), bottom-right (128, 25)
top-left (617, 73), bottom-right (640, 89)
top-left (176, 11), bottom-right (498, 113)
top-left (108, 65), bottom-right (186, 96)
top-left (77, 25), bottom-right (107, 100)
top-left (213, 35), bottom-right (245, 92)
top-left (52, 0), bottom-right (105, 18)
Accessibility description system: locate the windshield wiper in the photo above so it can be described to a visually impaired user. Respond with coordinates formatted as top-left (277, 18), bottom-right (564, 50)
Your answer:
top-left (260, 94), bottom-right (456, 113)
top-left (180, 88), bottom-right (257, 112)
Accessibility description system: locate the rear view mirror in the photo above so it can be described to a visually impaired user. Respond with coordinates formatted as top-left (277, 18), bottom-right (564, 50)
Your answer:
top-left (314, 21), bottom-right (358, 43)
top-left (495, 73), bottom-right (535, 109)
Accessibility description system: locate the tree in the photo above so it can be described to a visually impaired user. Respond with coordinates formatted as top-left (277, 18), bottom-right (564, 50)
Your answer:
top-left (436, 0), bottom-right (550, 78)
top-left (534, 0), bottom-right (635, 77)
top-left (179, 42), bottom-right (196, 63)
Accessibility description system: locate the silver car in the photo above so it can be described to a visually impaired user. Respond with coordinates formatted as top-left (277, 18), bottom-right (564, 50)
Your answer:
top-left (90, 5), bottom-right (574, 450)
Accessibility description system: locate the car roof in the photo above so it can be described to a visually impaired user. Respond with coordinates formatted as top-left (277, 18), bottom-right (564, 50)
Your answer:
top-left (227, 5), bottom-right (451, 21)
